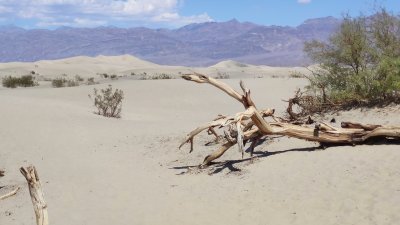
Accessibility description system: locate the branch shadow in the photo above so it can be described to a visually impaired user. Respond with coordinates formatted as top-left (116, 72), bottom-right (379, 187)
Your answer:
top-left (171, 136), bottom-right (400, 175)
top-left (209, 146), bottom-right (321, 175)
top-left (170, 145), bottom-right (321, 175)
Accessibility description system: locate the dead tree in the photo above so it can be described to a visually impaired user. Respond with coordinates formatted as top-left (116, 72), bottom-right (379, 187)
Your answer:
top-left (179, 73), bottom-right (400, 167)
top-left (20, 166), bottom-right (49, 225)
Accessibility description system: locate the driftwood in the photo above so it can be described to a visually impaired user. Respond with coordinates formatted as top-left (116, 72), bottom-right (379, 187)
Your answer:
top-left (0, 169), bottom-right (20, 201)
top-left (20, 166), bottom-right (49, 225)
top-left (180, 73), bottom-right (400, 167)
top-left (0, 186), bottom-right (20, 200)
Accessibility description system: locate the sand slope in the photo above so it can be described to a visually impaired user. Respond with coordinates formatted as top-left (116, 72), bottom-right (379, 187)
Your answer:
top-left (0, 76), bottom-right (399, 225)
top-left (0, 55), bottom-right (311, 80)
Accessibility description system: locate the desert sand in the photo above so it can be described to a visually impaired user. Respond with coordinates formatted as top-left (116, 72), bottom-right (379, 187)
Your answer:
top-left (1, 56), bottom-right (400, 225)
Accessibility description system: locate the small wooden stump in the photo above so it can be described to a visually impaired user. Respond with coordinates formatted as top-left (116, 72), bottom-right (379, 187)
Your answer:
top-left (20, 166), bottom-right (49, 225)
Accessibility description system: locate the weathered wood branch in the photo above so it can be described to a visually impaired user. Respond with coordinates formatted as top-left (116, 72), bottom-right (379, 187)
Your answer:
top-left (201, 128), bottom-right (261, 167)
top-left (0, 169), bottom-right (20, 201)
top-left (182, 73), bottom-right (243, 103)
top-left (0, 186), bottom-right (20, 201)
top-left (20, 166), bottom-right (49, 225)
top-left (180, 73), bottom-right (400, 166)
top-left (341, 121), bottom-right (381, 131)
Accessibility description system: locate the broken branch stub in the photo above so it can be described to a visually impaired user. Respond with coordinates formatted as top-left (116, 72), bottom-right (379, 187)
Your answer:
top-left (20, 166), bottom-right (49, 225)
top-left (180, 73), bottom-right (400, 166)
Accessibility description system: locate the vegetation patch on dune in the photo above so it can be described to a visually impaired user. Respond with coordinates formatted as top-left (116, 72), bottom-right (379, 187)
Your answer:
top-left (301, 9), bottom-right (400, 111)
top-left (51, 77), bottom-right (79, 88)
top-left (51, 75), bottom-right (97, 88)
top-left (2, 75), bottom-right (38, 88)
top-left (89, 85), bottom-right (124, 118)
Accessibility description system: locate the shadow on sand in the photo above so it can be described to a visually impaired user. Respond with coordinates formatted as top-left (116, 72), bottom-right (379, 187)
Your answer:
top-left (171, 136), bottom-right (400, 175)
top-left (171, 146), bottom-right (320, 175)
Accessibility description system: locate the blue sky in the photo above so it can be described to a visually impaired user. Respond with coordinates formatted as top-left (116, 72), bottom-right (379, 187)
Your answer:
top-left (0, 0), bottom-right (399, 29)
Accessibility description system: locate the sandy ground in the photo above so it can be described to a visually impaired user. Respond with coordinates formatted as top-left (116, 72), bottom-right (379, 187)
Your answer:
top-left (1, 59), bottom-right (400, 225)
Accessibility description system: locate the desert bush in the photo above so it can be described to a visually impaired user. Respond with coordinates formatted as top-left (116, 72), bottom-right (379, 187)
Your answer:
top-left (2, 76), bottom-right (19, 88)
top-left (18, 75), bottom-right (37, 87)
top-left (139, 73), bottom-right (174, 80)
top-left (289, 71), bottom-right (304, 78)
top-left (51, 78), bottom-right (79, 88)
top-left (2, 75), bottom-right (38, 88)
top-left (66, 79), bottom-right (79, 87)
top-left (139, 75), bottom-right (148, 80)
top-left (303, 8), bottom-right (400, 106)
top-left (110, 74), bottom-right (118, 79)
top-left (51, 78), bottom-right (66, 88)
top-left (89, 85), bottom-right (124, 118)
top-left (75, 75), bottom-right (84, 82)
top-left (151, 73), bottom-right (173, 79)
top-left (99, 73), bottom-right (109, 78)
top-left (214, 72), bottom-right (230, 79)
top-left (86, 77), bottom-right (97, 85)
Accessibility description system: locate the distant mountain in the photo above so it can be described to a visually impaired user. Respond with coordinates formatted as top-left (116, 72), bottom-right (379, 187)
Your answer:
top-left (0, 17), bottom-right (341, 66)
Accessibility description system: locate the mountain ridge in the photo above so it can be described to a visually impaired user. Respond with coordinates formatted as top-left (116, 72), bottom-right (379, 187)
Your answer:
top-left (0, 17), bottom-right (341, 66)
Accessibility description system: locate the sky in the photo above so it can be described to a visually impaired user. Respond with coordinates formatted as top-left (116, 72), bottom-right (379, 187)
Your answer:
top-left (0, 0), bottom-right (399, 29)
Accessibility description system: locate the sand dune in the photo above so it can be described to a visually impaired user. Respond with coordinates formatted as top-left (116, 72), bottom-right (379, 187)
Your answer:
top-left (0, 55), bottom-right (160, 78)
top-left (0, 55), bottom-right (311, 80)
top-left (0, 58), bottom-right (399, 225)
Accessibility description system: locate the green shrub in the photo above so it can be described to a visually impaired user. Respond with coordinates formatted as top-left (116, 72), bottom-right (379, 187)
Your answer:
top-left (75, 75), bottom-right (84, 82)
top-left (66, 79), bottom-right (79, 87)
top-left (151, 73), bottom-right (173, 79)
top-left (2, 75), bottom-right (38, 88)
top-left (51, 78), bottom-right (79, 88)
top-left (139, 73), bottom-right (174, 80)
top-left (87, 77), bottom-right (97, 85)
top-left (2, 76), bottom-right (18, 88)
top-left (100, 73), bottom-right (109, 78)
top-left (19, 75), bottom-right (37, 87)
top-left (214, 72), bottom-right (230, 79)
top-left (303, 9), bottom-right (400, 106)
top-left (89, 85), bottom-right (124, 118)
top-left (289, 71), bottom-right (304, 78)
top-left (51, 78), bottom-right (66, 88)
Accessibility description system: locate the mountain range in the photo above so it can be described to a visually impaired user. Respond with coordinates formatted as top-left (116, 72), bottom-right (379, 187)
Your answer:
top-left (0, 17), bottom-right (341, 66)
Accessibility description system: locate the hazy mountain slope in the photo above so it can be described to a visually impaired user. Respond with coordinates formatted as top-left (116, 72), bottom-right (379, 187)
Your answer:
top-left (0, 17), bottom-right (340, 66)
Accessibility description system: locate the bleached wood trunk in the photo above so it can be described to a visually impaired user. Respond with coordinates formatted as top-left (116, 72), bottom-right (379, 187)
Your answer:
top-left (20, 166), bottom-right (49, 225)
